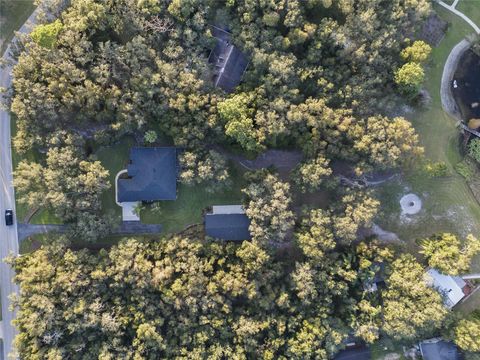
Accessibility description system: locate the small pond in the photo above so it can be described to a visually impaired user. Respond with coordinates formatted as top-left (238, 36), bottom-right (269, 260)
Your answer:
top-left (452, 48), bottom-right (480, 121)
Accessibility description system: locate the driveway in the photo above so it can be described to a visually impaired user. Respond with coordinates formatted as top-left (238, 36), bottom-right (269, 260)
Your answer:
top-left (0, 8), bottom-right (39, 360)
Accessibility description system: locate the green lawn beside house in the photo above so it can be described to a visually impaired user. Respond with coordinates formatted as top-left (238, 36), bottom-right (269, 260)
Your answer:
top-left (457, 0), bottom-right (480, 27)
top-left (95, 136), bottom-right (135, 224)
top-left (141, 162), bottom-right (246, 234)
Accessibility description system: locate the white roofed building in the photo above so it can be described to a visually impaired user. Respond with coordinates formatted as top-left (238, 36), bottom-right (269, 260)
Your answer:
top-left (425, 269), bottom-right (467, 309)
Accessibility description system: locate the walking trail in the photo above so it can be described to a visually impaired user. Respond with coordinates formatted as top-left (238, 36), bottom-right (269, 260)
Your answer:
top-left (436, 0), bottom-right (480, 34)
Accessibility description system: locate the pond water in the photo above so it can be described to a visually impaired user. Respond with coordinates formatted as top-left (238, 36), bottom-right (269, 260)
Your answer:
top-left (452, 49), bottom-right (480, 121)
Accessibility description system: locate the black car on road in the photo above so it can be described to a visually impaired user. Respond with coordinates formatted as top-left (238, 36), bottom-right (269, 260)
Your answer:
top-left (5, 209), bottom-right (14, 226)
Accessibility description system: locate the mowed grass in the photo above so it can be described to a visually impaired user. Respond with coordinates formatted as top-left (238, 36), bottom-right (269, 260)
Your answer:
top-left (141, 163), bottom-right (246, 234)
top-left (374, 4), bottom-right (480, 265)
top-left (0, 0), bottom-right (35, 55)
top-left (457, 0), bottom-right (480, 27)
top-left (370, 338), bottom-right (407, 360)
top-left (456, 288), bottom-right (480, 315)
top-left (94, 136), bottom-right (135, 224)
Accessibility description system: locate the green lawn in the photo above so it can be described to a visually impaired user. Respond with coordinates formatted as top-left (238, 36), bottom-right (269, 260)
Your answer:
top-left (0, 0), bottom-right (35, 55)
top-left (370, 338), bottom-right (407, 360)
top-left (457, 0), bottom-right (480, 27)
top-left (456, 288), bottom-right (480, 315)
top-left (141, 163), bottom-right (246, 234)
top-left (374, 4), bottom-right (480, 267)
top-left (94, 136), bottom-right (135, 224)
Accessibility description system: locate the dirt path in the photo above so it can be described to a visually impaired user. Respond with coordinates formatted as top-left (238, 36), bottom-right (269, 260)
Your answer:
top-left (214, 146), bottom-right (303, 179)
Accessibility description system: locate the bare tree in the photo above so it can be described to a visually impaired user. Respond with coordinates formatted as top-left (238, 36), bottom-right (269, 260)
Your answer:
top-left (144, 16), bottom-right (174, 33)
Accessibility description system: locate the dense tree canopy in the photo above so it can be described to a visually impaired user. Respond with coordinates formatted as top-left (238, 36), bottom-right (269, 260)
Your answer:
top-left (455, 316), bottom-right (480, 354)
top-left (8, 0), bottom-right (454, 357)
top-left (11, 0), bottom-right (427, 172)
top-left (420, 233), bottom-right (480, 275)
top-left (12, 234), bottom-right (436, 359)
top-left (14, 132), bottom-right (111, 241)
top-left (242, 172), bottom-right (295, 245)
top-left (382, 254), bottom-right (448, 341)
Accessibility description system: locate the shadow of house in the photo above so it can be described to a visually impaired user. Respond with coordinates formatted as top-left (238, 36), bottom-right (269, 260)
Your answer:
top-left (209, 25), bottom-right (249, 93)
top-left (204, 205), bottom-right (251, 241)
top-left (333, 345), bottom-right (371, 360)
top-left (118, 147), bottom-right (178, 202)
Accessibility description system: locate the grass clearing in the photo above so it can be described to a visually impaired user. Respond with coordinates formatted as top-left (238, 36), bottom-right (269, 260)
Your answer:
top-left (456, 287), bottom-right (480, 315)
top-left (374, 4), bottom-right (480, 270)
top-left (141, 162), bottom-right (246, 234)
top-left (94, 136), bottom-right (135, 224)
top-left (370, 338), bottom-right (407, 360)
top-left (457, 0), bottom-right (480, 27)
top-left (0, 0), bottom-right (35, 55)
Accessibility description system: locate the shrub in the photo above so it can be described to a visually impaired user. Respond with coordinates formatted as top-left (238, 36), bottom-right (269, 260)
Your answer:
top-left (424, 161), bottom-right (449, 177)
top-left (394, 62), bottom-right (425, 95)
top-left (468, 138), bottom-right (480, 163)
top-left (455, 160), bottom-right (474, 181)
top-left (144, 130), bottom-right (158, 144)
top-left (31, 20), bottom-right (63, 48)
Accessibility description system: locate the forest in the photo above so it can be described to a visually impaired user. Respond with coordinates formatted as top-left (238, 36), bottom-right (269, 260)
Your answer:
top-left (6, 0), bottom-right (480, 358)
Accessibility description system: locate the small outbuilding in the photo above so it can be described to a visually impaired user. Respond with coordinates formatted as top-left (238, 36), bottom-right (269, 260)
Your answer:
top-left (204, 205), bottom-right (251, 241)
top-left (425, 269), bottom-right (467, 309)
top-left (209, 25), bottom-right (249, 93)
top-left (419, 338), bottom-right (462, 360)
top-left (117, 147), bottom-right (178, 203)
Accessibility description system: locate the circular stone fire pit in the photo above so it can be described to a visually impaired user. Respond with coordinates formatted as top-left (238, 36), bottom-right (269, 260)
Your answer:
top-left (400, 193), bottom-right (422, 215)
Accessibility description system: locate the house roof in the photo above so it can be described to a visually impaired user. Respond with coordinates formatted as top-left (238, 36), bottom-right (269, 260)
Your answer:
top-left (205, 212), bottom-right (251, 241)
top-left (209, 25), bottom-right (249, 93)
top-left (419, 340), bottom-right (461, 360)
top-left (118, 147), bottom-right (177, 202)
top-left (426, 269), bottom-right (466, 309)
top-left (211, 205), bottom-right (245, 215)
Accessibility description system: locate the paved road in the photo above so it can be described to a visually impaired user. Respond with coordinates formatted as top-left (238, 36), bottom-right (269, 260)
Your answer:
top-left (0, 9), bottom-right (39, 360)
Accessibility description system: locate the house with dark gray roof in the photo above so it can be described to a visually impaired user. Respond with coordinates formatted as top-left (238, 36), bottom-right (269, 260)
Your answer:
top-left (204, 205), bottom-right (251, 241)
top-left (209, 25), bottom-right (249, 93)
top-left (117, 147), bottom-right (177, 203)
top-left (419, 339), bottom-right (462, 360)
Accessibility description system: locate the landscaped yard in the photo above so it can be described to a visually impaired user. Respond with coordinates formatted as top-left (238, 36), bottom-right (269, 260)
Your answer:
top-left (0, 0), bottom-right (35, 55)
top-left (457, 0), bottom-right (480, 27)
top-left (374, 3), bottom-right (480, 272)
top-left (95, 136), bottom-right (136, 223)
top-left (141, 162), bottom-right (246, 234)
top-left (370, 338), bottom-right (408, 360)
top-left (456, 288), bottom-right (480, 315)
